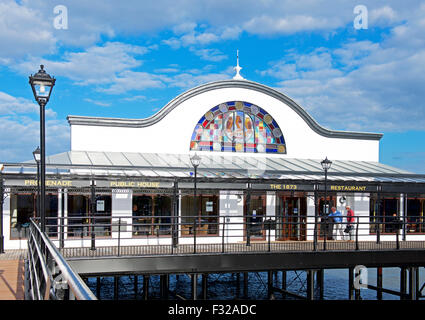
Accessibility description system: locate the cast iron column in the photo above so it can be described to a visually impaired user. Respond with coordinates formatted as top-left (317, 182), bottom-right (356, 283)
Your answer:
top-left (0, 171), bottom-right (4, 253)
top-left (39, 101), bottom-right (46, 232)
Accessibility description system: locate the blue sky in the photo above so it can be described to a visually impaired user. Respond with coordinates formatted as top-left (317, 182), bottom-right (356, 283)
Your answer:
top-left (1, 0), bottom-right (424, 173)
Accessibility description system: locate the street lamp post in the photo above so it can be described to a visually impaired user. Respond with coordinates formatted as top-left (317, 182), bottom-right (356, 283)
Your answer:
top-left (321, 157), bottom-right (332, 248)
top-left (29, 65), bottom-right (56, 233)
top-left (0, 164), bottom-right (4, 253)
top-left (33, 147), bottom-right (41, 223)
top-left (190, 153), bottom-right (201, 253)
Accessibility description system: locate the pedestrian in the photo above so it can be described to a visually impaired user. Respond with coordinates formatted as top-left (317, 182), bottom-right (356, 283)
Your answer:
top-left (387, 213), bottom-right (402, 233)
top-left (345, 206), bottom-right (355, 241)
top-left (329, 207), bottom-right (343, 240)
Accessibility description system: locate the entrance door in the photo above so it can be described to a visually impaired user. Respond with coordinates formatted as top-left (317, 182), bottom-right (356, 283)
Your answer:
top-left (277, 196), bottom-right (307, 241)
top-left (244, 195), bottom-right (266, 241)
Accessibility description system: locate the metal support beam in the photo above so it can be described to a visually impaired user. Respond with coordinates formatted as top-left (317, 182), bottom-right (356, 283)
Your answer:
top-left (307, 270), bottom-right (314, 300)
top-left (96, 277), bottom-right (101, 298)
top-left (114, 276), bottom-right (119, 300)
top-left (202, 274), bottom-right (208, 300)
top-left (409, 267), bottom-right (418, 300)
top-left (134, 275), bottom-right (138, 299)
top-left (377, 267), bottom-right (383, 300)
top-left (317, 269), bottom-right (324, 300)
top-left (143, 275), bottom-right (149, 300)
top-left (160, 274), bottom-right (169, 299)
top-left (268, 270), bottom-right (273, 299)
top-left (349, 267), bottom-right (354, 300)
top-left (243, 272), bottom-right (248, 298)
top-left (400, 267), bottom-right (407, 300)
top-left (191, 273), bottom-right (198, 300)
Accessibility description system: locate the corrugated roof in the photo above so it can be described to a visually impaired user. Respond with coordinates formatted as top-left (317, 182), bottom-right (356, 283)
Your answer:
top-left (7, 151), bottom-right (425, 183)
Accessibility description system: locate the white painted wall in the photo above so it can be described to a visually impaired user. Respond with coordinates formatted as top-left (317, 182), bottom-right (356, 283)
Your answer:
top-left (70, 86), bottom-right (379, 161)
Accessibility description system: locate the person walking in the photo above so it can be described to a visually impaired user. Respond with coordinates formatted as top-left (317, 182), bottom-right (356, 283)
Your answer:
top-left (345, 206), bottom-right (355, 241)
top-left (329, 207), bottom-right (343, 240)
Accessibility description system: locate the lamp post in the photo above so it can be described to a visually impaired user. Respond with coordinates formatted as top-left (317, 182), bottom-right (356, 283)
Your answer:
top-left (190, 153), bottom-right (201, 252)
top-left (0, 164), bottom-right (4, 253)
top-left (90, 179), bottom-right (96, 251)
top-left (321, 157), bottom-right (332, 247)
top-left (29, 65), bottom-right (56, 233)
top-left (33, 147), bottom-right (41, 223)
top-left (321, 157), bottom-right (332, 214)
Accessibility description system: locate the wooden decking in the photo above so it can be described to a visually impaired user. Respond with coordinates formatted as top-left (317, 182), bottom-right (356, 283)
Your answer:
top-left (0, 250), bottom-right (27, 300)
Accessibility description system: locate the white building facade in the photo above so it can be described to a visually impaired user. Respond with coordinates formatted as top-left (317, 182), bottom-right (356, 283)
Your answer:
top-left (2, 79), bottom-right (425, 250)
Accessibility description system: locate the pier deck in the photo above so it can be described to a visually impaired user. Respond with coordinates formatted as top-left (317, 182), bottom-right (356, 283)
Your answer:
top-left (0, 250), bottom-right (27, 300)
top-left (62, 241), bottom-right (425, 276)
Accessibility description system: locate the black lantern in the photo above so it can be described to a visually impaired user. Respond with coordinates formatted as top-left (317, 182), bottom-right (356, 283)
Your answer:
top-left (29, 65), bottom-right (55, 233)
top-left (29, 65), bottom-right (56, 104)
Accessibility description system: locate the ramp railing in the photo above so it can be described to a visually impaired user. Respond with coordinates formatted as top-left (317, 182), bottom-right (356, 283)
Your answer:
top-left (26, 218), bottom-right (97, 300)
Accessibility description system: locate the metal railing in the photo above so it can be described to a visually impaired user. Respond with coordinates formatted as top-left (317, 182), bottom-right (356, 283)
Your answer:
top-left (29, 214), bottom-right (425, 257)
top-left (26, 218), bottom-right (97, 300)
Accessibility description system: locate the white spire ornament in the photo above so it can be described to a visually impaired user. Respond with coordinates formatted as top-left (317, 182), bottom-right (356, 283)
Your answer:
top-left (233, 50), bottom-right (244, 80)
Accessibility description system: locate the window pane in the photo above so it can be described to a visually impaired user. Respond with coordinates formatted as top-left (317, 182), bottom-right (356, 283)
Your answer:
top-left (133, 195), bottom-right (153, 236)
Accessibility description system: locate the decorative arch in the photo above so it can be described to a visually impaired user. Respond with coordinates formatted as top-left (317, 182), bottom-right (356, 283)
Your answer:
top-left (189, 101), bottom-right (286, 154)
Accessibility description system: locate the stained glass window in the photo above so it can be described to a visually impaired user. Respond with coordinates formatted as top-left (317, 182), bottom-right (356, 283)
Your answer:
top-left (190, 101), bottom-right (286, 154)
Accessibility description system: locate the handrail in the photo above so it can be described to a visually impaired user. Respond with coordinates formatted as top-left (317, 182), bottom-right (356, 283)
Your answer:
top-left (27, 218), bottom-right (97, 300)
top-left (27, 213), bottom-right (425, 259)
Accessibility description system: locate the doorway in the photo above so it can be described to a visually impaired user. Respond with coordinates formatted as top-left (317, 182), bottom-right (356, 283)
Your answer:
top-left (276, 194), bottom-right (307, 241)
top-left (244, 194), bottom-right (266, 241)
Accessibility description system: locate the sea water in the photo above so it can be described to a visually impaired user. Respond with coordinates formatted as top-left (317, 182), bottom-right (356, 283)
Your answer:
top-left (85, 268), bottom-right (424, 300)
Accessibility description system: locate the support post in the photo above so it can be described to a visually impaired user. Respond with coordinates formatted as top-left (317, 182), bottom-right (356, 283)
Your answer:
top-left (191, 273), bottom-right (198, 300)
top-left (409, 267), bottom-right (418, 300)
top-left (114, 276), bottom-right (119, 300)
top-left (348, 267), bottom-right (354, 300)
top-left (307, 270), bottom-right (315, 300)
top-left (268, 270), bottom-right (273, 299)
top-left (202, 274), bottom-right (208, 300)
top-left (313, 190), bottom-right (318, 251)
top-left (317, 269), bottom-right (324, 300)
top-left (90, 179), bottom-right (96, 251)
top-left (246, 182), bottom-right (251, 246)
top-left (96, 277), bottom-right (101, 298)
top-left (134, 275), bottom-right (138, 299)
top-left (400, 267), bottom-right (407, 300)
top-left (281, 270), bottom-right (287, 295)
top-left (243, 272), bottom-right (248, 298)
top-left (172, 180), bottom-right (178, 248)
top-left (0, 172), bottom-right (4, 253)
top-left (143, 275), bottom-right (149, 300)
top-left (377, 267), bottom-right (383, 300)
top-left (40, 101), bottom-right (46, 233)
top-left (160, 274), bottom-right (169, 299)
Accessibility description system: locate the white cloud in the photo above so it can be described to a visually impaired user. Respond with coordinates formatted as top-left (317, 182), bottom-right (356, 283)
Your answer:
top-left (84, 98), bottom-right (111, 107)
top-left (16, 42), bottom-right (148, 86)
top-left (99, 71), bottom-right (165, 94)
top-left (0, 91), bottom-right (56, 117)
top-left (0, 0), bottom-right (56, 62)
top-left (0, 116), bottom-right (69, 162)
top-left (190, 48), bottom-right (227, 62)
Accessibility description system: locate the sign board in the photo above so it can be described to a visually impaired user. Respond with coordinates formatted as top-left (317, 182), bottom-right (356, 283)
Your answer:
top-left (317, 184), bottom-right (377, 192)
top-left (251, 183), bottom-right (314, 191)
top-left (206, 201), bottom-right (213, 212)
top-left (96, 200), bottom-right (105, 212)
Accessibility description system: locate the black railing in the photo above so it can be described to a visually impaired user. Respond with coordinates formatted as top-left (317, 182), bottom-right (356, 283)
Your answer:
top-left (28, 214), bottom-right (425, 257)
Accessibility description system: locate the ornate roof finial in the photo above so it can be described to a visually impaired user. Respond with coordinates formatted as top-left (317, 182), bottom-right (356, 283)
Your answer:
top-left (233, 49), bottom-right (244, 80)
